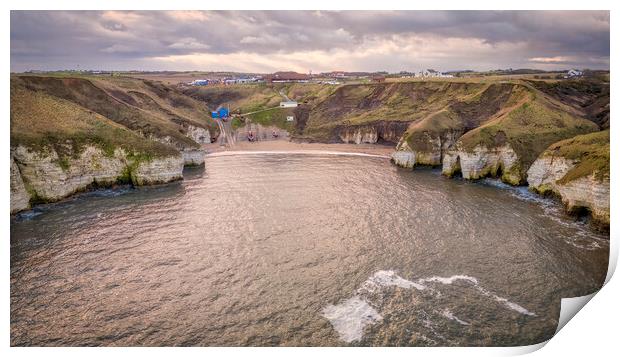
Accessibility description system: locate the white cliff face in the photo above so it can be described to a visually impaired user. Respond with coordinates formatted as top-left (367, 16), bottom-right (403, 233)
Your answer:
top-left (442, 144), bottom-right (522, 185)
top-left (185, 125), bottom-right (211, 144)
top-left (10, 155), bottom-right (30, 213)
top-left (339, 127), bottom-right (378, 144)
top-left (181, 149), bottom-right (205, 166)
top-left (526, 156), bottom-right (575, 191)
top-left (146, 134), bottom-right (204, 166)
top-left (391, 130), bottom-right (462, 168)
top-left (10, 144), bottom-right (184, 213)
top-left (133, 155), bottom-right (184, 185)
top-left (441, 151), bottom-right (460, 176)
top-left (12, 145), bottom-right (127, 202)
top-left (556, 175), bottom-right (610, 226)
top-left (391, 150), bottom-right (416, 168)
top-left (339, 122), bottom-right (411, 145)
top-left (527, 155), bottom-right (609, 226)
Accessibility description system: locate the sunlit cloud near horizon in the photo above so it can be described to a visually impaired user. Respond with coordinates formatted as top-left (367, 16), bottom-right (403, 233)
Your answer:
top-left (10, 10), bottom-right (610, 73)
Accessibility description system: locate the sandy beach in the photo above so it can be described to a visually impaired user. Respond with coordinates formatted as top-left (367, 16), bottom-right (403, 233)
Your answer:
top-left (203, 139), bottom-right (396, 157)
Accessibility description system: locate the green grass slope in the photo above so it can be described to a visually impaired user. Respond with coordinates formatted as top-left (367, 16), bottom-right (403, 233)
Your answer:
top-left (402, 82), bottom-right (519, 152)
top-left (13, 75), bottom-right (218, 149)
top-left (300, 81), bottom-right (518, 141)
top-left (457, 87), bottom-right (598, 172)
top-left (11, 82), bottom-right (178, 164)
top-left (526, 78), bottom-right (610, 129)
top-left (182, 84), bottom-right (282, 114)
top-left (544, 130), bottom-right (610, 184)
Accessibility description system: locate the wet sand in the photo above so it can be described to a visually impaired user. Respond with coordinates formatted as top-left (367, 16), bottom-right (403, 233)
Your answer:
top-left (203, 139), bottom-right (396, 157)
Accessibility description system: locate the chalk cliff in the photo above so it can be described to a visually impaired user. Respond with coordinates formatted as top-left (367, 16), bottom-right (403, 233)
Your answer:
top-left (338, 121), bottom-right (410, 145)
top-left (10, 76), bottom-right (201, 214)
top-left (442, 144), bottom-right (522, 184)
top-left (10, 156), bottom-right (30, 213)
top-left (10, 145), bottom-right (183, 212)
top-left (527, 130), bottom-right (610, 229)
top-left (184, 124), bottom-right (211, 144)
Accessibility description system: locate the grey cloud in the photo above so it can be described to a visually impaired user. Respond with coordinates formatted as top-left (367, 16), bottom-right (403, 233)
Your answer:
top-left (10, 10), bottom-right (610, 72)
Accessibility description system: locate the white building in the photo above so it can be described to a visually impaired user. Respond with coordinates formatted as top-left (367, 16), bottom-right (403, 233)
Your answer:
top-left (190, 79), bottom-right (209, 86)
top-left (565, 69), bottom-right (583, 78)
top-left (280, 101), bottom-right (298, 108)
top-left (417, 70), bottom-right (454, 78)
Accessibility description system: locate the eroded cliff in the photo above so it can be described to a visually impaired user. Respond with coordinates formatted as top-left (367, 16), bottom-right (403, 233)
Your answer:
top-left (527, 130), bottom-right (610, 229)
top-left (10, 75), bottom-right (210, 213)
top-left (389, 83), bottom-right (599, 186)
top-left (11, 145), bottom-right (183, 212)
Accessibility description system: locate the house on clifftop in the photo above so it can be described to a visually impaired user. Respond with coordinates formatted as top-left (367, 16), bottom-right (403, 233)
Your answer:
top-left (265, 71), bottom-right (310, 83)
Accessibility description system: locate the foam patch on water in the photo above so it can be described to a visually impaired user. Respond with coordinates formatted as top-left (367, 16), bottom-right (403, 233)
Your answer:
top-left (322, 270), bottom-right (536, 343)
top-left (322, 296), bottom-right (383, 342)
top-left (420, 274), bottom-right (536, 316)
top-left (485, 292), bottom-right (536, 316)
top-left (441, 309), bottom-right (470, 326)
top-left (419, 275), bottom-right (479, 286)
top-left (362, 270), bottom-right (426, 292)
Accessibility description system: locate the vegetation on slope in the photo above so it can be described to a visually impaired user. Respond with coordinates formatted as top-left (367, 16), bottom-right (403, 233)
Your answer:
top-left (13, 75), bottom-right (218, 150)
top-left (457, 87), bottom-right (598, 171)
top-left (182, 84), bottom-right (281, 113)
top-left (182, 83), bottom-right (322, 132)
top-left (526, 78), bottom-right (610, 129)
top-left (402, 83), bottom-right (518, 152)
top-left (284, 83), bottom-right (340, 105)
top-left (299, 81), bottom-right (522, 141)
top-left (244, 108), bottom-right (296, 131)
top-left (11, 83), bottom-right (178, 166)
top-left (544, 130), bottom-right (610, 184)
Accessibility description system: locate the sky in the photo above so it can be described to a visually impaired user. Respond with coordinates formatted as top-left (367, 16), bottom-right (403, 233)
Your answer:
top-left (10, 10), bottom-right (610, 73)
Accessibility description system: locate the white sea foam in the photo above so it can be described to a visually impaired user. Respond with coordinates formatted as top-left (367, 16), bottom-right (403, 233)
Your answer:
top-left (419, 274), bottom-right (536, 317)
top-left (419, 275), bottom-right (479, 286)
top-left (483, 291), bottom-right (537, 316)
top-left (441, 309), bottom-right (470, 326)
top-left (322, 296), bottom-right (383, 343)
top-left (362, 270), bottom-right (426, 292)
top-left (322, 270), bottom-right (536, 343)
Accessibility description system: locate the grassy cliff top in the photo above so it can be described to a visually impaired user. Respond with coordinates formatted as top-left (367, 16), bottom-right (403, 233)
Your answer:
top-left (457, 88), bottom-right (598, 169)
top-left (545, 130), bottom-right (610, 183)
top-left (12, 75), bottom-right (219, 149)
top-left (526, 78), bottom-right (610, 129)
top-left (306, 81), bottom-right (502, 130)
top-left (11, 83), bottom-right (179, 160)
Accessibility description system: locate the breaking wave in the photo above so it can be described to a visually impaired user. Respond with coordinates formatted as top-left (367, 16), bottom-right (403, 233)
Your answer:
top-left (322, 270), bottom-right (536, 343)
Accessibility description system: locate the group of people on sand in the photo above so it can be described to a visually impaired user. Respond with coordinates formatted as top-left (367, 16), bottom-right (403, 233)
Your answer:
top-left (246, 130), bottom-right (280, 142)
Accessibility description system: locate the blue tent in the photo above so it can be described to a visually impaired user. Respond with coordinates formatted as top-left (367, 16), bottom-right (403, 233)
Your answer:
top-left (218, 107), bottom-right (229, 118)
top-left (211, 111), bottom-right (219, 119)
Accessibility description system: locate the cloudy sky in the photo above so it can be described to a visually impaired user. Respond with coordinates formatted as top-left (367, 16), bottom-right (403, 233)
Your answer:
top-left (10, 10), bottom-right (610, 73)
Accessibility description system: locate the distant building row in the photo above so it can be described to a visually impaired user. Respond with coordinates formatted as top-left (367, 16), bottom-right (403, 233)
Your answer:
top-left (189, 76), bottom-right (262, 86)
top-left (415, 69), bottom-right (454, 78)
